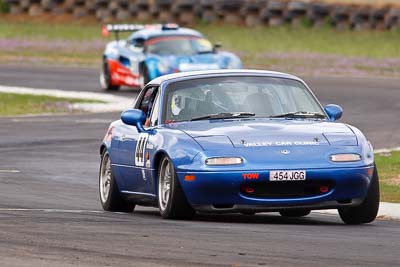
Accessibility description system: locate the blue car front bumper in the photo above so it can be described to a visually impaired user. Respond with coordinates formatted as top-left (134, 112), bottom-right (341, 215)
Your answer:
top-left (177, 166), bottom-right (374, 212)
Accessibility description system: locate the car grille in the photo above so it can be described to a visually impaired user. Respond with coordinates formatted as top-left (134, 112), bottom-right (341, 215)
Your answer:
top-left (240, 180), bottom-right (335, 199)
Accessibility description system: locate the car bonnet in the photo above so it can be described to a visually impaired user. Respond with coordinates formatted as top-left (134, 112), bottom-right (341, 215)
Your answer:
top-left (169, 119), bottom-right (357, 149)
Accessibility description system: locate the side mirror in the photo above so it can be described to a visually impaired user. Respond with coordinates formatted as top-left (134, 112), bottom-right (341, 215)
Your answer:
top-left (324, 104), bottom-right (343, 122)
top-left (121, 109), bottom-right (146, 132)
top-left (214, 42), bottom-right (222, 50)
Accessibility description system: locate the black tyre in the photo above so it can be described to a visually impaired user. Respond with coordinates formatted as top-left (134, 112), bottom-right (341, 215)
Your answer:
top-left (158, 155), bottom-right (195, 219)
top-left (279, 209), bottom-right (311, 217)
top-left (99, 150), bottom-right (135, 212)
top-left (339, 165), bottom-right (380, 225)
top-left (101, 60), bottom-right (120, 91)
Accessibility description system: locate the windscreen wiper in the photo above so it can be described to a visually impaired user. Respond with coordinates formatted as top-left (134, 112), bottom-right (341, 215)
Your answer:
top-left (197, 50), bottom-right (214, 54)
top-left (269, 111), bottom-right (326, 119)
top-left (191, 112), bottom-right (255, 121)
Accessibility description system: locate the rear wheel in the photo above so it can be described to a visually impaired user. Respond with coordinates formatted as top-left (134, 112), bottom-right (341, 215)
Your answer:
top-left (158, 156), bottom-right (195, 219)
top-left (339, 165), bottom-right (380, 225)
top-left (99, 151), bottom-right (135, 212)
top-left (100, 59), bottom-right (120, 91)
top-left (279, 209), bottom-right (311, 217)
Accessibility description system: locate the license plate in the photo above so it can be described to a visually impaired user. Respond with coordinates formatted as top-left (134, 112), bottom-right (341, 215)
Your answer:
top-left (269, 170), bottom-right (306, 181)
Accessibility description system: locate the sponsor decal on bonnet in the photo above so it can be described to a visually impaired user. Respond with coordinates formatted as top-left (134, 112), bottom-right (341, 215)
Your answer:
top-left (243, 141), bottom-right (320, 147)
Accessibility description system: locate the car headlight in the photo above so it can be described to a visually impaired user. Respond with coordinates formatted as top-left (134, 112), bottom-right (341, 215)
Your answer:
top-left (330, 153), bottom-right (362, 162)
top-left (157, 61), bottom-right (169, 73)
top-left (205, 157), bottom-right (243, 166)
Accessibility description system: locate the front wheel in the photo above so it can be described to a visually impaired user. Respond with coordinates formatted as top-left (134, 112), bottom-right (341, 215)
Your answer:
top-left (158, 156), bottom-right (195, 219)
top-left (338, 165), bottom-right (380, 225)
top-left (100, 60), bottom-right (120, 91)
top-left (99, 150), bottom-right (135, 212)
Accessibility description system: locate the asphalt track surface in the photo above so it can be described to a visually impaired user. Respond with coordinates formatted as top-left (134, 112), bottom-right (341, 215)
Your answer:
top-left (1, 64), bottom-right (400, 266)
top-left (1, 64), bottom-right (399, 148)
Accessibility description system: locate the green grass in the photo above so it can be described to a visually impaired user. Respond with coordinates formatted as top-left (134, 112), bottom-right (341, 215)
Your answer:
top-left (0, 16), bottom-right (400, 66)
top-left (1, 19), bottom-right (400, 58)
top-left (0, 20), bottom-right (100, 41)
top-left (375, 151), bottom-right (400, 203)
top-left (197, 23), bottom-right (400, 59)
top-left (0, 92), bottom-right (101, 115)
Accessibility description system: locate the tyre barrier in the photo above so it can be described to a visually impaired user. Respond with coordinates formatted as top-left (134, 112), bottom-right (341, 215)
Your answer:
top-left (3, 0), bottom-right (400, 30)
top-left (199, 0), bottom-right (217, 23)
top-left (286, 1), bottom-right (308, 26)
top-left (350, 6), bottom-right (371, 30)
top-left (261, 0), bottom-right (286, 26)
top-left (172, 0), bottom-right (197, 25)
top-left (307, 3), bottom-right (330, 27)
top-left (215, 0), bottom-right (244, 24)
top-left (385, 8), bottom-right (400, 29)
top-left (240, 0), bottom-right (267, 27)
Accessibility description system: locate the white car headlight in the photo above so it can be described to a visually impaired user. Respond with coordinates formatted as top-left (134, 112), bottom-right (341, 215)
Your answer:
top-left (330, 153), bottom-right (362, 162)
top-left (157, 61), bottom-right (169, 73)
top-left (205, 157), bottom-right (243, 166)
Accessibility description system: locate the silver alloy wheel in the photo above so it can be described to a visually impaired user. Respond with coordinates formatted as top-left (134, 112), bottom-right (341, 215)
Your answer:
top-left (158, 158), bottom-right (172, 211)
top-left (100, 154), bottom-right (112, 204)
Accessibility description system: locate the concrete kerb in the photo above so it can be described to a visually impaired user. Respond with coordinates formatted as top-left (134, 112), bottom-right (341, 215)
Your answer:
top-left (0, 85), bottom-right (133, 113)
top-left (375, 147), bottom-right (400, 154)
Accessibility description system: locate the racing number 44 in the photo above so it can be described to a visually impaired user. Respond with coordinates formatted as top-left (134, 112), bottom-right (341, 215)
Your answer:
top-left (135, 133), bottom-right (149, 167)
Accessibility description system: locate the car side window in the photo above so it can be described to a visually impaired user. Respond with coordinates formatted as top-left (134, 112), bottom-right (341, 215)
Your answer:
top-left (127, 38), bottom-right (145, 52)
top-left (138, 86), bottom-right (159, 127)
top-left (133, 38), bottom-right (145, 48)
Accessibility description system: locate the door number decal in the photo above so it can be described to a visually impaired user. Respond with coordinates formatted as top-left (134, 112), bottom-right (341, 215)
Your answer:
top-left (135, 133), bottom-right (149, 167)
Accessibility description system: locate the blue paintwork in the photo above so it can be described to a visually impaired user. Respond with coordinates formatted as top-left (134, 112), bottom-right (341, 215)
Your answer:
top-left (121, 109), bottom-right (146, 133)
top-left (144, 52), bottom-right (241, 81)
top-left (103, 26), bottom-right (242, 85)
top-left (100, 70), bottom-right (375, 212)
top-left (324, 104), bottom-right (343, 121)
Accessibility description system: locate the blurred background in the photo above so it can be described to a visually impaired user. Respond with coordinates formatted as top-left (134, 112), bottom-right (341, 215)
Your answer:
top-left (0, 0), bottom-right (399, 77)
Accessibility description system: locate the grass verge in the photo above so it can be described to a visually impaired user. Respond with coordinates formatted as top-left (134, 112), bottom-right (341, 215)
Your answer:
top-left (375, 151), bottom-right (400, 203)
top-left (0, 92), bottom-right (101, 116)
top-left (1, 17), bottom-right (400, 77)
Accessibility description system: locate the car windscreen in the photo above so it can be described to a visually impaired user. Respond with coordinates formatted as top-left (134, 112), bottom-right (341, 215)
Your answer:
top-left (163, 76), bottom-right (325, 122)
top-left (145, 36), bottom-right (213, 56)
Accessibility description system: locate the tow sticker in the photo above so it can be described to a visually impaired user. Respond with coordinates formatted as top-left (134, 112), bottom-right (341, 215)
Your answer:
top-left (135, 133), bottom-right (149, 167)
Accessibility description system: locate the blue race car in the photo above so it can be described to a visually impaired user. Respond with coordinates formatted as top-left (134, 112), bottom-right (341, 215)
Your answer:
top-left (100, 24), bottom-right (242, 90)
top-left (99, 70), bottom-right (379, 224)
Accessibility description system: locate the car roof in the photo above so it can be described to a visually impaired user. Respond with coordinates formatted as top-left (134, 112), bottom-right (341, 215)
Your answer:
top-left (129, 27), bottom-right (203, 40)
top-left (149, 69), bottom-right (304, 86)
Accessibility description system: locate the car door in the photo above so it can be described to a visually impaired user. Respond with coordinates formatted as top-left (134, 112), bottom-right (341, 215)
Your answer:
top-left (117, 86), bottom-right (159, 194)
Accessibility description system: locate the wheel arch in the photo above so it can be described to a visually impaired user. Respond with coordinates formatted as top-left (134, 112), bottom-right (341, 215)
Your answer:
top-left (100, 144), bottom-right (107, 156)
top-left (152, 150), bottom-right (169, 194)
